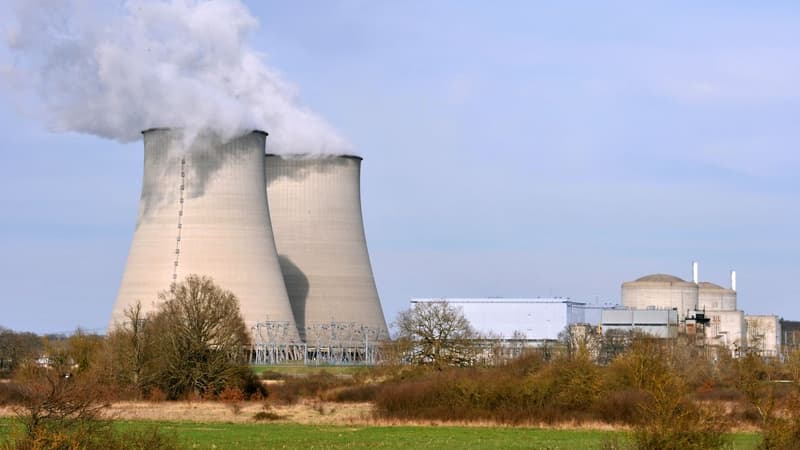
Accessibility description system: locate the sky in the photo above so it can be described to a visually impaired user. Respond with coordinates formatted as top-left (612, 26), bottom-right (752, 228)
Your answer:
top-left (0, 1), bottom-right (799, 333)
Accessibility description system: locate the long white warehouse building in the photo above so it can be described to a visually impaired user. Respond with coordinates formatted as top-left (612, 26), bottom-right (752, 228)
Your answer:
top-left (410, 298), bottom-right (595, 341)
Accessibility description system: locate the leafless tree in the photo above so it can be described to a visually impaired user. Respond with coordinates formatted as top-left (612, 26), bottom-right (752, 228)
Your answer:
top-left (393, 301), bottom-right (480, 368)
top-left (13, 344), bottom-right (106, 440)
top-left (144, 274), bottom-right (251, 399)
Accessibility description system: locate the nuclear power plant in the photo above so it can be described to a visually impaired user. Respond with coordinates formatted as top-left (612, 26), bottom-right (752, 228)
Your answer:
top-left (616, 262), bottom-right (748, 355)
top-left (110, 129), bottom-right (387, 362)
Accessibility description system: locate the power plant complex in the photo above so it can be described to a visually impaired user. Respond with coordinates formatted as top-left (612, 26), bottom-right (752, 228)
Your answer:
top-left (108, 129), bottom-right (790, 364)
top-left (111, 129), bottom-right (388, 361)
top-left (411, 262), bottom-right (787, 358)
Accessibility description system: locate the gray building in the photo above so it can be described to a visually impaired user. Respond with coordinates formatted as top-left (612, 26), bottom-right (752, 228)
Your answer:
top-left (601, 308), bottom-right (679, 338)
top-left (746, 315), bottom-right (782, 357)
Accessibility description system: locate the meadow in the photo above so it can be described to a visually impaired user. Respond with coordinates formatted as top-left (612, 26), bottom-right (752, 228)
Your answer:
top-left (0, 418), bottom-right (764, 449)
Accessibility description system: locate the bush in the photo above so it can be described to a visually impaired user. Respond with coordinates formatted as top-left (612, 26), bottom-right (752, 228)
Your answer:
top-left (328, 384), bottom-right (380, 403)
top-left (266, 371), bottom-right (354, 404)
top-left (4, 422), bottom-right (180, 450)
top-left (253, 410), bottom-right (283, 421)
top-left (632, 397), bottom-right (728, 450)
top-left (0, 381), bottom-right (24, 406)
top-left (593, 389), bottom-right (649, 424)
top-left (374, 353), bottom-right (609, 425)
top-left (760, 416), bottom-right (800, 450)
top-left (260, 370), bottom-right (286, 381)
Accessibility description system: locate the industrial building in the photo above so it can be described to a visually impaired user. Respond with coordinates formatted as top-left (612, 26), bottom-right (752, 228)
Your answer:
top-left (111, 129), bottom-right (298, 336)
top-left (410, 298), bottom-right (598, 342)
top-left (617, 262), bottom-right (747, 355)
top-left (600, 308), bottom-right (679, 338)
top-left (781, 320), bottom-right (800, 353)
top-left (746, 315), bottom-right (782, 357)
top-left (621, 272), bottom-right (698, 321)
top-left (265, 154), bottom-right (388, 343)
top-left (699, 279), bottom-right (746, 354)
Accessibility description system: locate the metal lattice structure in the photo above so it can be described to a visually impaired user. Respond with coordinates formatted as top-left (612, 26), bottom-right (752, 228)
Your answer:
top-left (250, 321), bottom-right (306, 364)
top-left (250, 321), bottom-right (387, 365)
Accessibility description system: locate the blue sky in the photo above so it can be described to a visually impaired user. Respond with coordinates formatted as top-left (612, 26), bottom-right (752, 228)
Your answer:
top-left (1, 1), bottom-right (799, 333)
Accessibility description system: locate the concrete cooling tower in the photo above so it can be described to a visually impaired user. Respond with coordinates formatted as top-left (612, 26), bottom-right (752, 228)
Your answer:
top-left (265, 154), bottom-right (389, 341)
top-left (111, 129), bottom-right (298, 336)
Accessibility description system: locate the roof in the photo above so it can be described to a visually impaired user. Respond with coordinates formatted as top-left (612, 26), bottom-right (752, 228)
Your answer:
top-left (633, 274), bottom-right (687, 283)
top-left (141, 128), bottom-right (268, 136)
top-left (265, 153), bottom-right (362, 161)
top-left (699, 281), bottom-right (727, 290)
top-left (410, 297), bottom-right (586, 306)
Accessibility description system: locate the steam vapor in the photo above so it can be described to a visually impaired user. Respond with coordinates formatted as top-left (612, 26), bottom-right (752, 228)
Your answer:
top-left (3, 0), bottom-right (350, 153)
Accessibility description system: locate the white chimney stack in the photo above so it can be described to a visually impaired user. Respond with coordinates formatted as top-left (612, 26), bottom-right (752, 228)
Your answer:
top-left (731, 270), bottom-right (737, 292)
top-left (692, 261), bottom-right (699, 284)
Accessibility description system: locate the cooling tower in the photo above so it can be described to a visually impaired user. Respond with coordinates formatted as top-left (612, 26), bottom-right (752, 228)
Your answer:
top-left (110, 129), bottom-right (298, 337)
top-left (265, 154), bottom-right (389, 341)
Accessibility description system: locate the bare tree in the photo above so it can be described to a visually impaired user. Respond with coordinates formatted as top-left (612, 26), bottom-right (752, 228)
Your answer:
top-left (144, 275), bottom-right (251, 399)
top-left (559, 324), bottom-right (602, 361)
top-left (13, 343), bottom-right (106, 440)
top-left (393, 301), bottom-right (479, 368)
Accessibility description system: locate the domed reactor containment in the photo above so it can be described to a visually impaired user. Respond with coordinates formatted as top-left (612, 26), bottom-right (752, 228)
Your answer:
top-left (110, 129), bottom-right (298, 336)
top-left (265, 154), bottom-right (389, 343)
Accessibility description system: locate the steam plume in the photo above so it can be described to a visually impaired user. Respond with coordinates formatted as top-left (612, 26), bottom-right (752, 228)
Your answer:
top-left (3, 0), bottom-right (349, 153)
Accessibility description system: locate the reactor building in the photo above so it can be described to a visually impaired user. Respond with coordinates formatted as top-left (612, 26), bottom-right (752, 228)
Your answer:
top-left (265, 154), bottom-right (389, 342)
top-left (616, 262), bottom-right (746, 354)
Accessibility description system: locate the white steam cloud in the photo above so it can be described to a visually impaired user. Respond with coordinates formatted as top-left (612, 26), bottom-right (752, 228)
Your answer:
top-left (3, 0), bottom-right (350, 153)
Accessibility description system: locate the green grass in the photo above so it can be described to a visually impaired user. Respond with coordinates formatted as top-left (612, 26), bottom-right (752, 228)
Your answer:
top-left (0, 418), bottom-right (763, 449)
top-left (251, 364), bottom-right (369, 377)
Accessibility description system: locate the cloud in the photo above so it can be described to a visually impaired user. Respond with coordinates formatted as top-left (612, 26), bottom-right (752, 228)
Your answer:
top-left (2, 0), bottom-right (349, 153)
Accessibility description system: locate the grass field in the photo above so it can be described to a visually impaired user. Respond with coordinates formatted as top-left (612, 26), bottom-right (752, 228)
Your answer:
top-left (252, 364), bottom-right (369, 377)
top-left (0, 418), bottom-right (763, 449)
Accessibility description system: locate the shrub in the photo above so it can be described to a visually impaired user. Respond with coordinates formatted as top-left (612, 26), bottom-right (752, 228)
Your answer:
top-left (0, 381), bottom-right (24, 406)
top-left (267, 371), bottom-right (352, 404)
top-left (260, 370), bottom-right (286, 380)
top-left (253, 410), bottom-right (283, 421)
top-left (760, 416), bottom-right (800, 450)
top-left (328, 384), bottom-right (380, 403)
top-left (3, 422), bottom-right (180, 450)
top-left (593, 389), bottom-right (648, 424)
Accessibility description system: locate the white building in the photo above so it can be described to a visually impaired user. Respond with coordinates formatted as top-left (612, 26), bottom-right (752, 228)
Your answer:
top-left (409, 298), bottom-right (594, 341)
top-left (705, 310), bottom-right (747, 355)
top-left (745, 315), bottom-right (782, 357)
